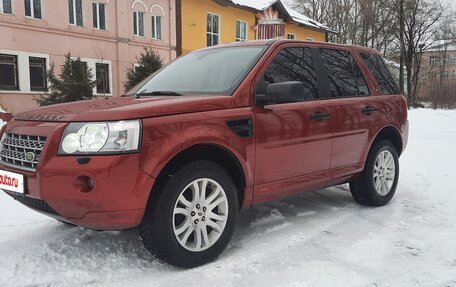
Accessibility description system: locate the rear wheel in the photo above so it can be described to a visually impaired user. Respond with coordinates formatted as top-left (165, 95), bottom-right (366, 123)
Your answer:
top-left (139, 161), bottom-right (238, 268)
top-left (350, 140), bottom-right (399, 206)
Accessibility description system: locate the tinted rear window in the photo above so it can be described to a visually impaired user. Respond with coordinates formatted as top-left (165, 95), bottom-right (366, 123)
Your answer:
top-left (361, 53), bottom-right (399, 95)
top-left (320, 49), bottom-right (358, 98)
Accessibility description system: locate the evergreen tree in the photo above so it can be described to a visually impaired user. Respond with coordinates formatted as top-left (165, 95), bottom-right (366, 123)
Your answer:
top-left (124, 47), bottom-right (163, 92)
top-left (36, 54), bottom-right (96, 106)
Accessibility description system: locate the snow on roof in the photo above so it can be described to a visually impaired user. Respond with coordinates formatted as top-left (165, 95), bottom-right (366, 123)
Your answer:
top-left (282, 3), bottom-right (329, 30)
top-left (426, 40), bottom-right (456, 52)
top-left (230, 0), bottom-right (277, 10)
top-left (228, 0), bottom-right (331, 31)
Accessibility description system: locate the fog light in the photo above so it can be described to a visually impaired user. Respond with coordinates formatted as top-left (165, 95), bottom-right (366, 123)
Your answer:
top-left (74, 175), bottom-right (94, 193)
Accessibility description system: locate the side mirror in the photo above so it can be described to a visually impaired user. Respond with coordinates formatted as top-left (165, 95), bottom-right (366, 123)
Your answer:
top-left (255, 81), bottom-right (305, 106)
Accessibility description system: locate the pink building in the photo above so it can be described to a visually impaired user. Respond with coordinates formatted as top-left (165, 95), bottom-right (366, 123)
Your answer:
top-left (0, 0), bottom-right (176, 114)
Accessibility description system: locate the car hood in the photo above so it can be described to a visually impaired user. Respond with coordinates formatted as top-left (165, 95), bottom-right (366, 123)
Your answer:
top-left (14, 95), bottom-right (233, 122)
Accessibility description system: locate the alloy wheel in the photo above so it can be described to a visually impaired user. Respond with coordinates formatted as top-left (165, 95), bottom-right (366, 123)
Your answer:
top-left (172, 178), bottom-right (229, 252)
top-left (373, 150), bottom-right (396, 196)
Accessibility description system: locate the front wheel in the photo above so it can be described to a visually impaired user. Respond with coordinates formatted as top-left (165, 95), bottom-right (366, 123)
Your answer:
top-left (139, 161), bottom-right (239, 268)
top-left (350, 140), bottom-right (399, 206)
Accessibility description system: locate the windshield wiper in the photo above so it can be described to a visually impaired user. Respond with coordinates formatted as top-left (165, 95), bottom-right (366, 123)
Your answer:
top-left (136, 91), bottom-right (183, 98)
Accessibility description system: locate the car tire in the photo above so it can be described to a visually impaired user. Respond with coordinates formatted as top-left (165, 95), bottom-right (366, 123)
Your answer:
top-left (138, 160), bottom-right (239, 268)
top-left (350, 140), bottom-right (399, 207)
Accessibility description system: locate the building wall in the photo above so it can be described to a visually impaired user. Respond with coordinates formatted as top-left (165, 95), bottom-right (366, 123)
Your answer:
top-left (417, 50), bottom-right (456, 107)
top-left (181, 0), bottom-right (256, 54)
top-left (0, 0), bottom-right (176, 114)
top-left (285, 23), bottom-right (326, 42)
top-left (181, 0), bottom-right (327, 55)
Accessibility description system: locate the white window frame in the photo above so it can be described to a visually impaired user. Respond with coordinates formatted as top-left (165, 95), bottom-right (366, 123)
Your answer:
top-left (95, 62), bottom-right (110, 94)
top-left (0, 53), bottom-right (19, 90)
top-left (287, 33), bottom-right (296, 40)
top-left (69, 0), bottom-right (84, 27)
top-left (151, 15), bottom-right (162, 40)
top-left (133, 63), bottom-right (142, 72)
top-left (236, 20), bottom-right (248, 42)
top-left (0, 0), bottom-right (13, 14)
top-left (25, 0), bottom-right (42, 19)
top-left (0, 49), bottom-right (50, 94)
top-left (92, 2), bottom-right (107, 30)
top-left (207, 12), bottom-right (220, 47)
top-left (29, 56), bottom-right (48, 91)
top-left (133, 10), bottom-right (145, 37)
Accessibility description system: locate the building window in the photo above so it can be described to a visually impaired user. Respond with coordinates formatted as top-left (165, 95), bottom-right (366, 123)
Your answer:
top-left (236, 20), bottom-right (247, 42)
top-left (25, 0), bottom-right (41, 19)
top-left (207, 13), bottom-right (220, 47)
top-left (96, 63), bottom-right (110, 94)
top-left (0, 54), bottom-right (19, 90)
top-left (443, 70), bottom-right (449, 79)
top-left (429, 70), bottom-right (437, 79)
top-left (430, 56), bottom-right (439, 66)
top-left (92, 2), bottom-right (106, 30)
top-left (287, 33), bottom-right (295, 40)
top-left (152, 15), bottom-right (162, 40)
top-left (69, 0), bottom-right (83, 26)
top-left (133, 11), bottom-right (145, 36)
top-left (0, 0), bottom-right (12, 14)
top-left (29, 57), bottom-right (47, 91)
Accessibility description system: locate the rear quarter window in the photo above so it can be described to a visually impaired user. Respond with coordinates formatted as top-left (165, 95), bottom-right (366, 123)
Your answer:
top-left (361, 53), bottom-right (400, 95)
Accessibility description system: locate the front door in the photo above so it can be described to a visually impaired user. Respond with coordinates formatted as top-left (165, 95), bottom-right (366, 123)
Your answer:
top-left (253, 45), bottom-right (333, 203)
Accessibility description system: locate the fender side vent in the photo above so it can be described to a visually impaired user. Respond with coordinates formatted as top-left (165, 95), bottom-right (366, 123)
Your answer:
top-left (226, 118), bottom-right (253, 138)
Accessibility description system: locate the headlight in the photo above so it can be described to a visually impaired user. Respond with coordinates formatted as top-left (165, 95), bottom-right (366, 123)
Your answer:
top-left (59, 120), bottom-right (141, 155)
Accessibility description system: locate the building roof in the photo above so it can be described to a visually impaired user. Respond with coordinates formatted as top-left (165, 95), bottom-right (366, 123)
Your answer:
top-left (225, 0), bottom-right (332, 32)
top-left (426, 40), bottom-right (456, 52)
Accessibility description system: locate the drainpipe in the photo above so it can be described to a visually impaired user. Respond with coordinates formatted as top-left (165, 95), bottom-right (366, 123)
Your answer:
top-left (176, 0), bottom-right (182, 56)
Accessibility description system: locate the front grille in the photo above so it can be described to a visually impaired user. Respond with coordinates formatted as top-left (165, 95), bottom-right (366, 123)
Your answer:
top-left (0, 133), bottom-right (47, 171)
top-left (4, 191), bottom-right (59, 216)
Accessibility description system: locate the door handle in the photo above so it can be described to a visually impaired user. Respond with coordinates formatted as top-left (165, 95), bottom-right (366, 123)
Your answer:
top-left (362, 106), bottom-right (378, 115)
top-left (311, 111), bottom-right (331, 121)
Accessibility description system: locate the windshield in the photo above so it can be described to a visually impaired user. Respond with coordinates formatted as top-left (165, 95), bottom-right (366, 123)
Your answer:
top-left (135, 46), bottom-right (266, 96)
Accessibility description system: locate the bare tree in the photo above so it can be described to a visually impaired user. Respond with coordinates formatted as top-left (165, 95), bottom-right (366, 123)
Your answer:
top-left (400, 0), bottom-right (443, 105)
top-left (291, 0), bottom-right (452, 109)
top-left (429, 14), bottom-right (456, 108)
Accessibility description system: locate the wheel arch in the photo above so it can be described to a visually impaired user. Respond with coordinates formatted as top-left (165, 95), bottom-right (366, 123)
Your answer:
top-left (370, 125), bottom-right (403, 157)
top-left (147, 143), bottom-right (249, 209)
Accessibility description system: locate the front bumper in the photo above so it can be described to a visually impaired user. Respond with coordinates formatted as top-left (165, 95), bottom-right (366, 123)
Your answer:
top-left (1, 120), bottom-right (155, 230)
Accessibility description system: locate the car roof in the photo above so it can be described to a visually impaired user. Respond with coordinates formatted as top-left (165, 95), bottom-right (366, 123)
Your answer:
top-left (197, 38), bottom-right (381, 56)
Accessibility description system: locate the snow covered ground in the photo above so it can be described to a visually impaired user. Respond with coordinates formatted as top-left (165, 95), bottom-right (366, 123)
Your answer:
top-left (1, 109), bottom-right (455, 287)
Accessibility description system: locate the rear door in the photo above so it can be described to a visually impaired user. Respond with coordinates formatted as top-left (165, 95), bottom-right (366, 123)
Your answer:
top-left (252, 45), bottom-right (333, 203)
top-left (317, 48), bottom-right (382, 181)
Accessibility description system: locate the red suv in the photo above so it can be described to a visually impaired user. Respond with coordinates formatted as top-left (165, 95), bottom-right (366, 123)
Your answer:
top-left (0, 39), bottom-right (408, 268)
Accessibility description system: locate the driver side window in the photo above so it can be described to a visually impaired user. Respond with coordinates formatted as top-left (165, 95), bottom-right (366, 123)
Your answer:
top-left (256, 47), bottom-right (319, 102)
